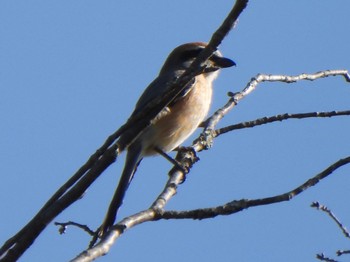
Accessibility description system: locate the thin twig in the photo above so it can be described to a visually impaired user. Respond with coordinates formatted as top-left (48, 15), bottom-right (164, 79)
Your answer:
top-left (311, 202), bottom-right (350, 258)
top-left (311, 202), bottom-right (350, 239)
top-left (54, 222), bottom-right (95, 236)
top-left (215, 110), bottom-right (350, 136)
top-left (316, 253), bottom-right (338, 262)
top-left (337, 250), bottom-right (350, 256)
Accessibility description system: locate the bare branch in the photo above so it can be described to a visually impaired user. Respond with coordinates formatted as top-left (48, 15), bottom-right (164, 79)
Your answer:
top-left (311, 202), bottom-right (350, 239)
top-left (250, 70), bottom-right (350, 86)
top-left (311, 202), bottom-right (350, 258)
top-left (216, 110), bottom-right (350, 136)
top-left (202, 70), bottom-right (350, 139)
top-left (54, 222), bottom-right (95, 236)
top-left (316, 253), bottom-right (338, 262)
top-left (159, 157), bottom-right (350, 220)
top-left (337, 250), bottom-right (350, 256)
top-left (71, 160), bottom-right (191, 261)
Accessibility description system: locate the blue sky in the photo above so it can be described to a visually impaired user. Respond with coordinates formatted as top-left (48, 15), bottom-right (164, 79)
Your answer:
top-left (1, 1), bottom-right (350, 261)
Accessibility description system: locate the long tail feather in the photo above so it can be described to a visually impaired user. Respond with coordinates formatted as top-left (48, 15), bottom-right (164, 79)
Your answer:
top-left (100, 144), bottom-right (142, 236)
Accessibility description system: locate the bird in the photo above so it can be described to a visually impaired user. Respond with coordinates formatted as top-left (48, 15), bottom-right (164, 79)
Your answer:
top-left (99, 42), bottom-right (235, 236)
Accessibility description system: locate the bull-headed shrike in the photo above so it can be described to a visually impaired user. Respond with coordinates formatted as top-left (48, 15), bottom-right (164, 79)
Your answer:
top-left (100, 42), bottom-right (235, 236)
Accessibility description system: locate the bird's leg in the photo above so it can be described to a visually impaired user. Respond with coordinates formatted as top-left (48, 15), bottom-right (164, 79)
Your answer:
top-left (154, 147), bottom-right (188, 174)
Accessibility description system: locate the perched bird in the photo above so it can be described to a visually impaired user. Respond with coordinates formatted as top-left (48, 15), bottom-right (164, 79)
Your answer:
top-left (100, 42), bottom-right (235, 235)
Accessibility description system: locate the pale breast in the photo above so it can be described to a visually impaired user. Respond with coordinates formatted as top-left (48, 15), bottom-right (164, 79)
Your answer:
top-left (139, 75), bottom-right (213, 156)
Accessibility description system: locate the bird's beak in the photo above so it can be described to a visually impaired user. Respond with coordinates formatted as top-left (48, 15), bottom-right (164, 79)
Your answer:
top-left (210, 55), bottom-right (236, 68)
top-left (203, 54), bottom-right (235, 73)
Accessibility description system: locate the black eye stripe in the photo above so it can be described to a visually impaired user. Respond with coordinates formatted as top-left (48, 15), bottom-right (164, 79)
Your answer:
top-left (179, 48), bottom-right (203, 61)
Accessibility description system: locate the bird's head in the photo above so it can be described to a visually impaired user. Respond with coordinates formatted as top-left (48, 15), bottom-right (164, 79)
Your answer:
top-left (159, 42), bottom-right (235, 80)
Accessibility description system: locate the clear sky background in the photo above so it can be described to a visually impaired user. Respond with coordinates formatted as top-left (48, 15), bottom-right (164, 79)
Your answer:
top-left (1, 1), bottom-right (350, 261)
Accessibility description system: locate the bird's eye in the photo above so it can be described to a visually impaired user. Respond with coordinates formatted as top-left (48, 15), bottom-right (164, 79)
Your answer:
top-left (179, 48), bottom-right (203, 61)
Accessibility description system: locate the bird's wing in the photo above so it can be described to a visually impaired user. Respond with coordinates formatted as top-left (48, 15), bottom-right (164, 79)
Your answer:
top-left (131, 72), bottom-right (196, 117)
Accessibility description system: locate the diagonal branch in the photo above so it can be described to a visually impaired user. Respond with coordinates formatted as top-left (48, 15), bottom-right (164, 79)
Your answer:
top-left (311, 202), bottom-right (350, 239)
top-left (71, 152), bottom-right (197, 262)
top-left (159, 157), bottom-right (350, 220)
top-left (311, 201), bottom-right (350, 259)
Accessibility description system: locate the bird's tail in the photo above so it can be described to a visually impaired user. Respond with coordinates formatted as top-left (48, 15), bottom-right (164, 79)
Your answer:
top-left (99, 143), bottom-right (142, 236)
